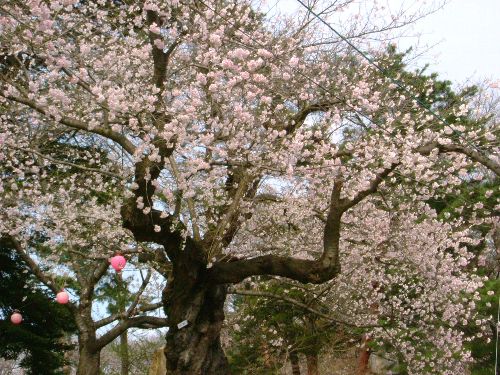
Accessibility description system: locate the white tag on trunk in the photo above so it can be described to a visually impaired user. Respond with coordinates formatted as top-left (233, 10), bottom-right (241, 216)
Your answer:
top-left (177, 320), bottom-right (188, 329)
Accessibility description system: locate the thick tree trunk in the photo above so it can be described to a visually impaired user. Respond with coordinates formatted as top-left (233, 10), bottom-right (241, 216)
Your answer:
top-left (290, 351), bottom-right (301, 375)
top-left (306, 353), bottom-right (319, 375)
top-left (124, 200), bottom-right (232, 374)
top-left (163, 278), bottom-right (230, 375)
top-left (76, 346), bottom-right (101, 375)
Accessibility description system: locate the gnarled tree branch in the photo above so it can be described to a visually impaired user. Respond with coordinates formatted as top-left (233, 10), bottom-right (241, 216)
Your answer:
top-left (418, 141), bottom-right (500, 176)
top-left (1, 235), bottom-right (78, 313)
top-left (208, 180), bottom-right (345, 284)
top-left (96, 316), bottom-right (168, 349)
top-left (1, 94), bottom-right (136, 155)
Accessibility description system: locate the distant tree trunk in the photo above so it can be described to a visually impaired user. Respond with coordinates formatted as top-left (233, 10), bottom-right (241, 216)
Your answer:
top-left (120, 330), bottom-right (129, 375)
top-left (261, 340), bottom-right (274, 369)
top-left (306, 353), bottom-right (319, 375)
top-left (290, 351), bottom-right (301, 375)
top-left (356, 335), bottom-right (371, 375)
top-left (116, 272), bottom-right (130, 375)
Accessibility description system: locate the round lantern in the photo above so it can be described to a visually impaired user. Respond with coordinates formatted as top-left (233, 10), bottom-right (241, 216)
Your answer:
top-left (56, 290), bottom-right (70, 304)
top-left (110, 254), bottom-right (126, 272)
top-left (10, 311), bottom-right (22, 325)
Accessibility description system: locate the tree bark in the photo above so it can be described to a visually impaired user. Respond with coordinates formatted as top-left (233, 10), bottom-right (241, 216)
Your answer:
top-left (163, 271), bottom-right (230, 375)
top-left (117, 272), bottom-right (130, 375)
top-left (306, 353), bottom-right (319, 375)
top-left (76, 345), bottom-right (101, 375)
top-left (75, 303), bottom-right (101, 375)
top-left (290, 351), bottom-right (301, 375)
top-left (261, 341), bottom-right (273, 369)
top-left (120, 330), bottom-right (129, 375)
top-left (356, 335), bottom-right (371, 375)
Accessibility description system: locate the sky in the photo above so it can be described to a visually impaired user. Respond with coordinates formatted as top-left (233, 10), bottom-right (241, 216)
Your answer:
top-left (271, 0), bottom-right (500, 85)
top-left (393, 0), bottom-right (500, 83)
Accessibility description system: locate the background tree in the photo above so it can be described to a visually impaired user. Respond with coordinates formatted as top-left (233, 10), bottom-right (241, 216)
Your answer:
top-left (227, 281), bottom-right (350, 375)
top-left (96, 273), bottom-right (135, 375)
top-left (0, 237), bottom-right (76, 375)
top-left (100, 330), bottom-right (166, 375)
top-left (96, 270), bottom-right (163, 375)
top-left (1, 233), bottom-right (167, 375)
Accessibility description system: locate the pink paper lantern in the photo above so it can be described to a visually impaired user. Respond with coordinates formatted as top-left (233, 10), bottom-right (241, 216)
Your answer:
top-left (10, 312), bottom-right (22, 325)
top-left (110, 254), bottom-right (126, 272)
top-left (56, 290), bottom-right (69, 304)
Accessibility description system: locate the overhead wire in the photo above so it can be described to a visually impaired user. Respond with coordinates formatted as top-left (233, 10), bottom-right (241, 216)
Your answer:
top-left (294, 0), bottom-right (490, 155)
top-left (290, 1), bottom-right (499, 211)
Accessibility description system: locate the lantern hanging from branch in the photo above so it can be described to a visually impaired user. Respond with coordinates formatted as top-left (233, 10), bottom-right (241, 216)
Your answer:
top-left (10, 311), bottom-right (22, 325)
top-left (110, 254), bottom-right (126, 272)
top-left (56, 290), bottom-right (69, 304)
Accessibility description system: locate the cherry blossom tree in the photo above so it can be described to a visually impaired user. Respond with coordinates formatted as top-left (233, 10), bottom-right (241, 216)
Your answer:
top-left (1, 1), bottom-right (498, 374)
top-left (226, 201), bottom-right (493, 374)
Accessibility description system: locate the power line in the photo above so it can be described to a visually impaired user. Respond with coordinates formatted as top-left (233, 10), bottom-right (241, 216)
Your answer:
top-left (296, 0), bottom-right (441, 117)
top-left (190, 1), bottom-right (496, 207)
top-left (294, 0), bottom-right (487, 153)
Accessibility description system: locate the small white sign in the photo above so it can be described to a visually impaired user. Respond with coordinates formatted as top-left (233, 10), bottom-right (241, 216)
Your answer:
top-left (177, 320), bottom-right (188, 329)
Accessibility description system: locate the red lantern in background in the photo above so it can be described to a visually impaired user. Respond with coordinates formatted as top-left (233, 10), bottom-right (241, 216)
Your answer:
top-left (110, 254), bottom-right (126, 272)
top-left (56, 290), bottom-right (69, 304)
top-left (10, 311), bottom-right (22, 325)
